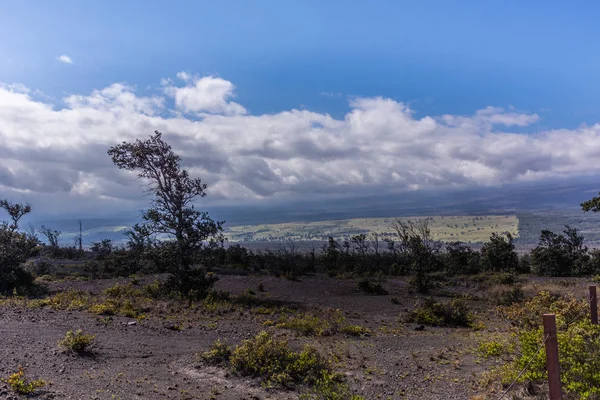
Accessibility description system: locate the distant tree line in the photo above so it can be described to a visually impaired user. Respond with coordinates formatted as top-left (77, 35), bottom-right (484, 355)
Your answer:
top-left (4, 131), bottom-right (600, 297)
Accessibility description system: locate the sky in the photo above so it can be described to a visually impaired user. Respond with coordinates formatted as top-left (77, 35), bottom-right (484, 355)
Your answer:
top-left (2, 1), bottom-right (600, 220)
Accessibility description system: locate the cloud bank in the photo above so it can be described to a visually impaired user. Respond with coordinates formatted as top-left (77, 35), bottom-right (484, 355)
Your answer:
top-left (0, 73), bottom-right (598, 217)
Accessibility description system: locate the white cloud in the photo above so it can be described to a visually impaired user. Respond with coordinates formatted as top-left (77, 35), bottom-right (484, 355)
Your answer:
top-left (176, 71), bottom-right (192, 81)
top-left (320, 92), bottom-right (342, 98)
top-left (165, 75), bottom-right (247, 116)
top-left (0, 73), bottom-right (599, 217)
top-left (56, 55), bottom-right (73, 64)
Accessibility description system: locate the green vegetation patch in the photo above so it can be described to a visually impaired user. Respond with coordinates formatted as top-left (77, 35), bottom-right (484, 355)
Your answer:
top-left (202, 331), bottom-right (364, 399)
top-left (4, 367), bottom-right (46, 395)
top-left (407, 297), bottom-right (474, 327)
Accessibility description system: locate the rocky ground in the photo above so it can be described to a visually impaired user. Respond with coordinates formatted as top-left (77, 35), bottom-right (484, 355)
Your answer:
top-left (0, 273), bottom-right (542, 400)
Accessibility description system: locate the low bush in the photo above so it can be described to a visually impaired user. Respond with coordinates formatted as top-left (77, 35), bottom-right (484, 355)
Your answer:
top-left (476, 338), bottom-right (514, 359)
top-left (500, 320), bottom-right (600, 399)
top-left (4, 366), bottom-right (46, 395)
top-left (300, 370), bottom-right (365, 400)
top-left (229, 331), bottom-right (330, 388)
top-left (357, 279), bottom-right (388, 295)
top-left (104, 282), bottom-right (142, 298)
top-left (498, 291), bottom-right (587, 329)
top-left (59, 329), bottom-right (95, 353)
top-left (339, 324), bottom-right (371, 337)
top-left (202, 331), bottom-right (362, 397)
top-left (200, 339), bottom-right (232, 365)
top-left (407, 297), bottom-right (474, 327)
top-left (276, 314), bottom-right (330, 336)
top-left (493, 285), bottom-right (526, 306)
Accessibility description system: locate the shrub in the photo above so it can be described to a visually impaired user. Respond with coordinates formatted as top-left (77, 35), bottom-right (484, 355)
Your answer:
top-left (104, 282), bottom-right (142, 298)
top-left (4, 366), bottom-right (46, 395)
top-left (0, 226), bottom-right (38, 295)
top-left (276, 314), bottom-right (330, 336)
top-left (59, 329), bottom-right (95, 353)
top-left (357, 279), bottom-right (388, 295)
top-left (530, 227), bottom-right (589, 277)
top-left (300, 370), bottom-right (365, 400)
top-left (502, 320), bottom-right (600, 399)
top-left (165, 268), bottom-right (219, 300)
top-left (498, 291), bottom-right (587, 329)
top-left (200, 340), bottom-right (232, 365)
top-left (494, 285), bottom-right (525, 306)
top-left (23, 258), bottom-right (53, 277)
top-left (229, 331), bottom-right (331, 388)
top-left (407, 297), bottom-right (474, 327)
top-left (480, 233), bottom-right (519, 272)
top-left (476, 339), bottom-right (514, 359)
top-left (339, 325), bottom-right (371, 337)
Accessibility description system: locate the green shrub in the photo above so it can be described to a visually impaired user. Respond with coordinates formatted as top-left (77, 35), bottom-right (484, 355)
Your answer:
top-left (59, 329), bottom-right (95, 353)
top-left (104, 282), bottom-right (142, 298)
top-left (498, 291), bottom-right (587, 329)
top-left (472, 271), bottom-right (522, 286)
top-left (4, 366), bottom-right (46, 395)
top-left (502, 320), bottom-right (600, 399)
top-left (201, 340), bottom-right (232, 365)
top-left (229, 331), bottom-right (330, 388)
top-left (494, 285), bottom-right (525, 306)
top-left (476, 339), bottom-right (514, 359)
top-left (0, 224), bottom-right (38, 295)
top-left (300, 370), bottom-right (365, 400)
top-left (339, 325), bottom-right (371, 337)
top-left (407, 297), bottom-right (474, 327)
top-left (277, 314), bottom-right (330, 336)
top-left (357, 279), bottom-right (388, 295)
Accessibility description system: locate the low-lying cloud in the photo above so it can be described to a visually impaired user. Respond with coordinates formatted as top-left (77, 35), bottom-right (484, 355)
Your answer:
top-left (0, 73), bottom-right (599, 217)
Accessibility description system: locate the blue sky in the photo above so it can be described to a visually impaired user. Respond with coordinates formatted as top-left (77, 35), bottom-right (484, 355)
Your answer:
top-left (2, 1), bottom-right (600, 128)
top-left (2, 1), bottom-right (600, 219)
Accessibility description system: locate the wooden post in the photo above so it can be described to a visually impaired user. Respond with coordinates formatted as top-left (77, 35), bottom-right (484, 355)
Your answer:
top-left (590, 285), bottom-right (598, 324)
top-left (543, 314), bottom-right (562, 400)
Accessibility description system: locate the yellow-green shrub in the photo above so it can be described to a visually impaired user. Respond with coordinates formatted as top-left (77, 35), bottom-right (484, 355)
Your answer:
top-left (502, 320), bottom-right (600, 399)
top-left (59, 329), bottom-right (95, 353)
top-left (498, 291), bottom-right (587, 329)
top-left (229, 331), bottom-right (330, 388)
top-left (4, 366), bottom-right (46, 395)
top-left (276, 314), bottom-right (330, 336)
top-left (407, 297), bottom-right (474, 327)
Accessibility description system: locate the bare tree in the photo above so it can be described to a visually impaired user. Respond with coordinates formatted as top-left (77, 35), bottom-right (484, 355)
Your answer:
top-left (390, 219), bottom-right (441, 293)
top-left (39, 225), bottom-right (61, 247)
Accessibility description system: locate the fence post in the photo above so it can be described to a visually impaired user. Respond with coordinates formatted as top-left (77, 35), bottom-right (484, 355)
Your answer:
top-left (543, 313), bottom-right (562, 400)
top-left (590, 285), bottom-right (598, 324)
